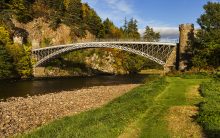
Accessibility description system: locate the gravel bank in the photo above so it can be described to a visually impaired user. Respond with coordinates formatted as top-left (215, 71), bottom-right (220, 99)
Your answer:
top-left (0, 84), bottom-right (139, 137)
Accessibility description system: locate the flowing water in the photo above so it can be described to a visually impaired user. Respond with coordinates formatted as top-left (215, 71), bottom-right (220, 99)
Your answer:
top-left (0, 75), bottom-right (149, 100)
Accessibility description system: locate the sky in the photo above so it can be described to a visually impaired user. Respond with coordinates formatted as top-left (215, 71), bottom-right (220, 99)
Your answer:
top-left (81, 0), bottom-right (220, 39)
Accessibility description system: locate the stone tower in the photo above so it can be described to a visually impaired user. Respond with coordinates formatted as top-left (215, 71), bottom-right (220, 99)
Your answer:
top-left (178, 24), bottom-right (194, 71)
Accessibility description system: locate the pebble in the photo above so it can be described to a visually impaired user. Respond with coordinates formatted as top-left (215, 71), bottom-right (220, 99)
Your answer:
top-left (0, 84), bottom-right (139, 137)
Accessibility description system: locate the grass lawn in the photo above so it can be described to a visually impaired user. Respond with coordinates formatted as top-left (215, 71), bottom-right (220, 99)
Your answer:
top-left (131, 77), bottom-right (207, 138)
top-left (19, 76), bottom-right (211, 138)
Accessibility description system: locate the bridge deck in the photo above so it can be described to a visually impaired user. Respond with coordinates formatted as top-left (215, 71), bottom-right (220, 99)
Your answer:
top-left (32, 41), bottom-right (177, 69)
top-left (33, 42), bottom-right (177, 51)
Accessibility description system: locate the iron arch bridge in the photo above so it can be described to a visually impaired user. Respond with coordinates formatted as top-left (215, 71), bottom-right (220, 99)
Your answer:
top-left (32, 42), bottom-right (177, 68)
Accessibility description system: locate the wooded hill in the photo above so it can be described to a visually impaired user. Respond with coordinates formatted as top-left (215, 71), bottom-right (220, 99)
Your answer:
top-left (0, 0), bottom-right (144, 40)
top-left (0, 0), bottom-right (162, 78)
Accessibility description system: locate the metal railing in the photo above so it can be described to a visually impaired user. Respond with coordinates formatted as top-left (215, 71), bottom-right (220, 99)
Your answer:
top-left (73, 38), bottom-right (179, 44)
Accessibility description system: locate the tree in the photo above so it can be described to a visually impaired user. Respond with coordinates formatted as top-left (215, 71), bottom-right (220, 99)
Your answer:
top-left (192, 2), bottom-right (220, 68)
top-left (103, 18), bottom-right (114, 38)
top-left (63, 0), bottom-right (85, 37)
top-left (122, 17), bottom-right (128, 38)
top-left (127, 18), bottom-right (140, 39)
top-left (122, 53), bottom-right (146, 73)
top-left (48, 0), bottom-right (65, 30)
top-left (0, 26), bottom-right (11, 45)
top-left (10, 0), bottom-right (34, 23)
top-left (102, 18), bottom-right (122, 39)
top-left (97, 24), bottom-right (105, 38)
top-left (7, 44), bottom-right (32, 78)
top-left (82, 3), bottom-right (102, 37)
top-left (0, 26), bottom-right (13, 78)
top-left (111, 27), bottom-right (123, 39)
top-left (0, 44), bottom-right (13, 78)
top-left (143, 26), bottom-right (160, 42)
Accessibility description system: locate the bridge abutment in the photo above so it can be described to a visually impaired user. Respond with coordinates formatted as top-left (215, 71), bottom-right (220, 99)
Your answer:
top-left (33, 67), bottom-right (46, 78)
top-left (164, 46), bottom-right (177, 72)
top-left (163, 24), bottom-right (194, 73)
top-left (177, 24), bottom-right (194, 71)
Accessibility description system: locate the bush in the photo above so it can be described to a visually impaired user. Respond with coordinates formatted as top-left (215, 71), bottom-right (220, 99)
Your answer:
top-left (197, 80), bottom-right (220, 138)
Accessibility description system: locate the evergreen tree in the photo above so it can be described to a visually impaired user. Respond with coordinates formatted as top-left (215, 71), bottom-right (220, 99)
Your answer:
top-left (0, 0), bottom-right (10, 11)
top-left (49, 0), bottom-right (65, 30)
top-left (122, 17), bottom-right (128, 38)
top-left (143, 26), bottom-right (160, 42)
top-left (127, 18), bottom-right (140, 39)
top-left (103, 18), bottom-right (114, 38)
top-left (192, 2), bottom-right (220, 68)
top-left (64, 0), bottom-right (85, 37)
top-left (97, 24), bottom-right (105, 38)
top-left (10, 0), bottom-right (34, 23)
top-left (87, 10), bottom-right (102, 37)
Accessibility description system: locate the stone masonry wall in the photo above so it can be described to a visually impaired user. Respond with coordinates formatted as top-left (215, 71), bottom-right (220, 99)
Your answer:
top-left (178, 24), bottom-right (194, 71)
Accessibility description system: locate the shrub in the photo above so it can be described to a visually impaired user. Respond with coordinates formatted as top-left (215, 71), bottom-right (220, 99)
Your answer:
top-left (197, 80), bottom-right (220, 138)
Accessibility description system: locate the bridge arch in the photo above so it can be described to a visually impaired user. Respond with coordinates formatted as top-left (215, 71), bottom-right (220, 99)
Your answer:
top-left (32, 42), bottom-right (177, 72)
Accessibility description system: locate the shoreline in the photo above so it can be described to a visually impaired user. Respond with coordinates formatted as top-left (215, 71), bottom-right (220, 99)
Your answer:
top-left (0, 74), bottom-right (146, 84)
top-left (0, 84), bottom-right (139, 137)
top-left (0, 74), bottom-right (148, 101)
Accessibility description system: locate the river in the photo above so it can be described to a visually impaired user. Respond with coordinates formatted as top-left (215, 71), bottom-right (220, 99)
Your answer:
top-left (0, 74), bottom-right (149, 100)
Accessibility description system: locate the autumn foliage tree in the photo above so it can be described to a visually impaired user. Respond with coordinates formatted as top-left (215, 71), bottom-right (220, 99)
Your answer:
top-left (101, 18), bottom-right (122, 39)
top-left (0, 26), bottom-right (13, 78)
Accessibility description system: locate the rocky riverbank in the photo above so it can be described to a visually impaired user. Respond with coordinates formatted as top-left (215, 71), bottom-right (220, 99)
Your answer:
top-left (0, 84), bottom-right (139, 137)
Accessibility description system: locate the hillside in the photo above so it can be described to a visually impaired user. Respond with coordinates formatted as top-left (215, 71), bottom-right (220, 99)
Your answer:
top-left (0, 0), bottom-right (161, 78)
top-left (1, 0), bottom-right (104, 44)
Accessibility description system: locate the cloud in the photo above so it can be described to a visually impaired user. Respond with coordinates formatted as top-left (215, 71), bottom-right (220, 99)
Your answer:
top-left (139, 27), bottom-right (179, 39)
top-left (82, 0), bottom-right (165, 27)
top-left (104, 0), bottom-right (133, 14)
top-left (208, 0), bottom-right (220, 2)
top-left (83, 0), bottom-right (133, 15)
top-left (82, 0), bottom-right (98, 7)
top-left (82, 0), bottom-right (179, 40)
top-left (81, 0), bottom-right (133, 25)
top-left (154, 27), bottom-right (179, 39)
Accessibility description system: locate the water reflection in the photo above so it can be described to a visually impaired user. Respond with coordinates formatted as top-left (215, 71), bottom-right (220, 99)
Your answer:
top-left (0, 75), bottom-right (149, 100)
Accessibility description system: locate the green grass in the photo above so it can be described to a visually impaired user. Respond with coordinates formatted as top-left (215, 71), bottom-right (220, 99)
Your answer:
top-left (20, 77), bottom-right (168, 138)
top-left (131, 77), bottom-right (207, 138)
top-left (19, 76), bottom-right (211, 138)
top-left (197, 78), bottom-right (220, 138)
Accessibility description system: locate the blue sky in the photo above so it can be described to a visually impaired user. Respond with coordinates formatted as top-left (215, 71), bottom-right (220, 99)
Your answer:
top-left (81, 0), bottom-right (220, 39)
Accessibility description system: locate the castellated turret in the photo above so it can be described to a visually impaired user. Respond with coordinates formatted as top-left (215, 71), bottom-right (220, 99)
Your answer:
top-left (178, 24), bottom-right (194, 71)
